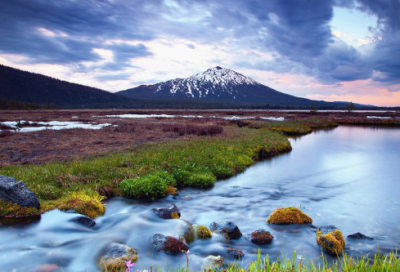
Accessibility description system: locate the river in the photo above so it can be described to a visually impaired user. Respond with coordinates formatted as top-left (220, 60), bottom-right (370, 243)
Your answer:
top-left (0, 125), bottom-right (399, 271)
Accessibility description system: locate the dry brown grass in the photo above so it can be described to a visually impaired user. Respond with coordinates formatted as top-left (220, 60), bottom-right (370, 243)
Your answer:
top-left (1, 109), bottom-right (398, 166)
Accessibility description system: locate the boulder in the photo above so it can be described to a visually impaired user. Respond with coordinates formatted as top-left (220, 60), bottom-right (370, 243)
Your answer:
top-left (209, 221), bottom-right (242, 239)
top-left (70, 216), bottom-right (96, 227)
top-left (0, 175), bottom-right (40, 209)
top-left (267, 207), bottom-right (312, 224)
top-left (347, 232), bottom-right (373, 240)
top-left (225, 247), bottom-right (245, 259)
top-left (98, 243), bottom-right (138, 272)
top-left (201, 256), bottom-right (224, 269)
top-left (152, 203), bottom-right (180, 219)
top-left (246, 229), bottom-right (274, 244)
top-left (152, 233), bottom-right (189, 254)
top-left (316, 226), bottom-right (345, 255)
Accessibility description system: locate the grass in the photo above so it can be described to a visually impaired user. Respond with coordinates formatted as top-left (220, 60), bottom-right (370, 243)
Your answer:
top-left (110, 250), bottom-right (400, 272)
top-left (247, 118), bottom-right (338, 135)
top-left (0, 127), bottom-right (291, 217)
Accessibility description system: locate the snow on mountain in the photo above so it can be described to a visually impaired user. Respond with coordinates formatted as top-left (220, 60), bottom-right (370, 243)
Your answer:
top-left (117, 66), bottom-right (316, 105)
top-left (153, 66), bottom-right (260, 98)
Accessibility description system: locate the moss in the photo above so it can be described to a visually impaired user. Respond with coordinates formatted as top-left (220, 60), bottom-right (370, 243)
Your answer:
top-left (98, 248), bottom-right (138, 272)
top-left (0, 200), bottom-right (40, 217)
top-left (56, 190), bottom-right (106, 219)
top-left (267, 207), bottom-right (312, 224)
top-left (196, 225), bottom-right (213, 239)
top-left (170, 212), bottom-right (180, 219)
top-left (166, 185), bottom-right (178, 195)
top-left (317, 229), bottom-right (345, 255)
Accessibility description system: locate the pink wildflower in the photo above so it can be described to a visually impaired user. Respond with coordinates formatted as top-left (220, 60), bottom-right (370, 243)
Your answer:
top-left (125, 260), bottom-right (134, 272)
top-left (188, 156), bottom-right (192, 161)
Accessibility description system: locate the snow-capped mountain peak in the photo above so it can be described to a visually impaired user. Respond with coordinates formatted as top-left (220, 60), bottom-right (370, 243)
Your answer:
top-left (154, 66), bottom-right (260, 98)
top-left (189, 66), bottom-right (259, 86)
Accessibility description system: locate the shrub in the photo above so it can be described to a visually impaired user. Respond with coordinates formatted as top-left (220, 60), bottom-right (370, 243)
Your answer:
top-left (172, 169), bottom-right (215, 187)
top-left (161, 124), bottom-right (223, 136)
top-left (120, 171), bottom-right (176, 199)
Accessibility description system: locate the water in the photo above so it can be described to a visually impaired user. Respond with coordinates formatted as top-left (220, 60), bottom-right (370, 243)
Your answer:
top-left (1, 126), bottom-right (399, 271)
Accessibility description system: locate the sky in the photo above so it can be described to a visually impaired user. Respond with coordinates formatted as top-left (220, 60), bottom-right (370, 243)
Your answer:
top-left (0, 0), bottom-right (399, 106)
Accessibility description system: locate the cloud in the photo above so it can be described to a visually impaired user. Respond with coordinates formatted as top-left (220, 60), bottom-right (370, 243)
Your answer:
top-left (95, 74), bottom-right (131, 82)
top-left (0, 0), bottom-right (399, 99)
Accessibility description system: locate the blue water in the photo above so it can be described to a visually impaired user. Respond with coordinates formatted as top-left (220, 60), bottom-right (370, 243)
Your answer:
top-left (0, 125), bottom-right (399, 271)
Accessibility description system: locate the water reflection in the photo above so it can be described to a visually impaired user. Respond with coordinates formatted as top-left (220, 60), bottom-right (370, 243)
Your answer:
top-left (0, 126), bottom-right (399, 271)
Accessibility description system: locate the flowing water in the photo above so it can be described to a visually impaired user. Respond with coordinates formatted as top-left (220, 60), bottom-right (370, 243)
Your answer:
top-left (1, 126), bottom-right (399, 272)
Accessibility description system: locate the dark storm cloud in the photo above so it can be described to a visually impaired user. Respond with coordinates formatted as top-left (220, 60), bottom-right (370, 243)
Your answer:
top-left (0, 0), bottom-right (154, 67)
top-left (0, 0), bottom-right (399, 85)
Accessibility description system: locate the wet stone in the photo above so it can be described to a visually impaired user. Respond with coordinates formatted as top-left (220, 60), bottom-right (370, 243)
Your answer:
top-left (246, 229), bottom-right (274, 245)
top-left (152, 233), bottom-right (189, 254)
top-left (0, 175), bottom-right (40, 209)
top-left (151, 203), bottom-right (181, 219)
top-left (209, 221), bottom-right (242, 239)
top-left (98, 243), bottom-right (138, 272)
top-left (225, 247), bottom-right (245, 259)
top-left (347, 232), bottom-right (373, 240)
top-left (70, 216), bottom-right (96, 227)
top-left (201, 255), bottom-right (224, 269)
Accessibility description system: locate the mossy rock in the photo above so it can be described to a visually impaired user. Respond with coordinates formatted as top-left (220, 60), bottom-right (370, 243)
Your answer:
top-left (316, 227), bottom-right (345, 255)
top-left (201, 255), bottom-right (224, 270)
top-left (267, 207), bottom-right (312, 224)
top-left (183, 224), bottom-right (212, 243)
top-left (98, 243), bottom-right (138, 272)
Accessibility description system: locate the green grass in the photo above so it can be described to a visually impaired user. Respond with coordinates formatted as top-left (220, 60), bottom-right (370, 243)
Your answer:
top-left (0, 127), bottom-right (291, 216)
top-left (121, 250), bottom-right (400, 272)
top-left (248, 118), bottom-right (338, 135)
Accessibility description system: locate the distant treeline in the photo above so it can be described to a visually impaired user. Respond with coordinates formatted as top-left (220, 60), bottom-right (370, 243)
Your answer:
top-left (0, 98), bottom-right (56, 110)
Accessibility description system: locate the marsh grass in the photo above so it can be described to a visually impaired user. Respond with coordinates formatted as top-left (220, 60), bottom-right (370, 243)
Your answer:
top-left (0, 127), bottom-right (291, 217)
top-left (248, 118), bottom-right (338, 135)
top-left (108, 250), bottom-right (400, 272)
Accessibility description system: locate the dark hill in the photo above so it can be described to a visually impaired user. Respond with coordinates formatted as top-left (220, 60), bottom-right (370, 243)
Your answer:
top-left (117, 66), bottom-right (346, 107)
top-left (0, 64), bottom-right (127, 108)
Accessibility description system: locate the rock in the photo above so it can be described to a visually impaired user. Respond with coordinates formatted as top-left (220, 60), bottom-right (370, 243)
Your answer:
top-left (209, 221), bottom-right (242, 239)
top-left (225, 247), bottom-right (245, 259)
top-left (193, 224), bottom-right (212, 239)
top-left (316, 226), bottom-right (345, 255)
top-left (98, 243), bottom-right (138, 272)
top-left (246, 229), bottom-right (274, 244)
top-left (34, 264), bottom-right (58, 272)
top-left (0, 175), bottom-right (40, 209)
top-left (267, 207), bottom-right (312, 224)
top-left (70, 216), bottom-right (96, 227)
top-left (347, 232), bottom-right (373, 240)
top-left (201, 256), bottom-right (224, 269)
top-left (152, 203), bottom-right (181, 219)
top-left (152, 233), bottom-right (189, 254)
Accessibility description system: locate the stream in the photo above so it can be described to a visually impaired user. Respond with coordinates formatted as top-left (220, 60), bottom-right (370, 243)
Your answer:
top-left (1, 125), bottom-right (399, 272)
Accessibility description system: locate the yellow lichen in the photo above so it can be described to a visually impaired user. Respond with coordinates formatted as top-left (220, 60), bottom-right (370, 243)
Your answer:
top-left (98, 248), bottom-right (138, 272)
top-left (0, 200), bottom-right (39, 217)
top-left (57, 190), bottom-right (106, 219)
top-left (166, 185), bottom-right (178, 195)
top-left (316, 229), bottom-right (345, 255)
top-left (267, 207), bottom-right (312, 224)
top-left (196, 225), bottom-right (212, 239)
top-left (170, 212), bottom-right (180, 219)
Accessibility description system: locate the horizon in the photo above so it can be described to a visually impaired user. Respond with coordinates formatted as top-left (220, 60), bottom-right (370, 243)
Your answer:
top-left (0, 1), bottom-right (399, 107)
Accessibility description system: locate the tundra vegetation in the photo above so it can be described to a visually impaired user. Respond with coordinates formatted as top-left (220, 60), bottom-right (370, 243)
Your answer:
top-left (1, 110), bottom-right (400, 271)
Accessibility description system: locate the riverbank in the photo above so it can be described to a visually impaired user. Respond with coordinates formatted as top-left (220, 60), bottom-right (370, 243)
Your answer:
top-left (0, 126), bottom-right (291, 218)
top-left (147, 250), bottom-right (400, 272)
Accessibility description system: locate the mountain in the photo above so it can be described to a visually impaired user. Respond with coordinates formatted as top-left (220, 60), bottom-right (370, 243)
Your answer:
top-left (0, 64), bottom-right (128, 108)
top-left (117, 66), bottom-right (335, 107)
